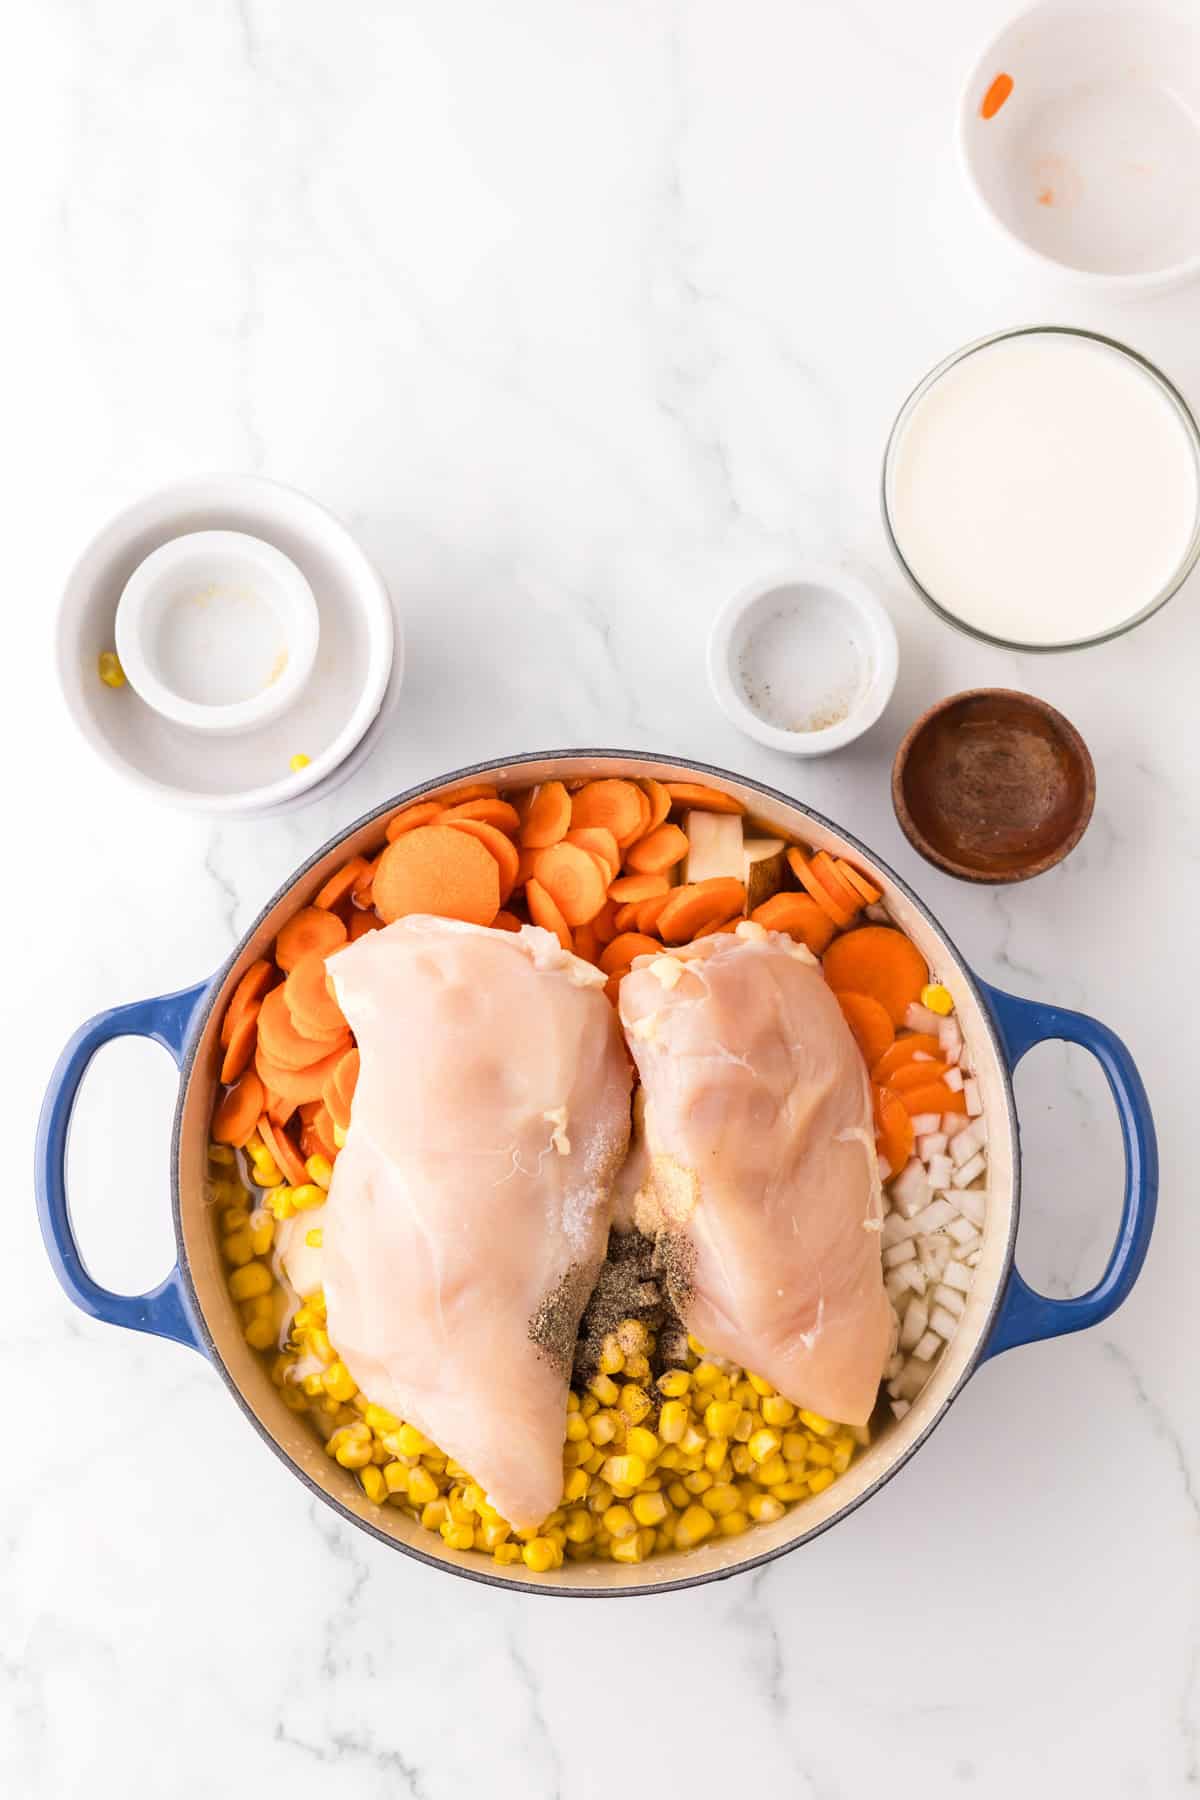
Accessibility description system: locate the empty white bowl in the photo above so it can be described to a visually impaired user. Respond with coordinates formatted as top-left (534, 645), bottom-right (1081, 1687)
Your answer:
top-left (115, 530), bottom-right (319, 735)
top-left (959, 1), bottom-right (1200, 290)
top-left (58, 476), bottom-right (398, 815)
top-left (707, 567), bottom-right (899, 757)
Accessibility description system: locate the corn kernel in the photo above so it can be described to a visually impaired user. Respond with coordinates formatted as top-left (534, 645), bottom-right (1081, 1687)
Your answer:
top-left (479, 1517), bottom-right (511, 1550)
top-left (244, 1315), bottom-right (275, 1350)
top-left (658, 1400), bottom-right (688, 1444)
top-left (808, 1467), bottom-right (836, 1495)
top-left (798, 1409), bottom-right (835, 1436)
top-left (98, 650), bottom-right (126, 688)
top-left (289, 1183), bottom-right (326, 1213)
top-left (602, 1454), bottom-right (647, 1490)
top-left (580, 1394), bottom-right (599, 1419)
top-left (589, 1372), bottom-right (620, 1407)
top-left (754, 1454), bottom-right (788, 1487)
top-left (395, 1423), bottom-right (432, 1456)
top-left (704, 1400), bottom-right (741, 1438)
top-left (703, 1437), bottom-right (730, 1473)
top-left (493, 1542), bottom-right (523, 1566)
top-left (782, 1431), bottom-right (809, 1463)
top-left (657, 1369), bottom-right (691, 1398)
top-left (588, 1481), bottom-right (613, 1515)
top-left (806, 1442), bottom-right (833, 1467)
top-left (228, 1261), bottom-right (272, 1302)
top-left (564, 1411), bottom-right (589, 1443)
top-left (522, 1537), bottom-right (562, 1573)
top-left (360, 1465), bottom-right (386, 1503)
top-left (290, 753), bottom-right (311, 772)
top-left (748, 1428), bottom-right (782, 1465)
top-left (333, 1125), bottom-right (347, 1149)
top-left (420, 1498), bottom-right (449, 1531)
top-left (718, 1509), bottom-right (750, 1536)
top-left (407, 1466), bottom-right (439, 1506)
top-left (305, 1227), bottom-right (323, 1248)
top-left (222, 1228), bottom-right (254, 1267)
top-left (674, 1503), bottom-right (716, 1548)
top-left (747, 1493), bottom-right (786, 1523)
top-left (563, 1509), bottom-right (596, 1544)
top-left (562, 1469), bottom-right (589, 1505)
top-left (305, 1154), bottom-right (333, 1188)
top-left (679, 1424), bottom-right (708, 1458)
top-left (383, 1462), bottom-right (409, 1495)
top-left (747, 1372), bottom-right (775, 1397)
top-left (631, 1490), bottom-right (669, 1527)
top-left (775, 1481), bottom-right (809, 1501)
top-left (321, 1361), bottom-right (357, 1403)
top-left (625, 1426), bottom-right (659, 1462)
top-left (760, 1395), bottom-right (796, 1427)
top-left (623, 1352), bottom-right (652, 1383)
top-left (700, 1482), bottom-right (741, 1517)
top-left (693, 1361), bottom-right (722, 1390)
top-left (441, 1522), bottom-right (475, 1551)
top-left (921, 982), bottom-right (953, 1016)
top-left (619, 1384), bottom-right (652, 1424)
top-left (667, 1479), bottom-right (690, 1510)
top-left (208, 1142), bottom-right (235, 1166)
top-left (588, 1410), bottom-right (619, 1446)
top-left (598, 1333), bottom-right (625, 1375)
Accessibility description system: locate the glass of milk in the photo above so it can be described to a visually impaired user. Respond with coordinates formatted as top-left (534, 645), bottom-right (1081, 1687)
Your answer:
top-left (883, 327), bottom-right (1200, 651)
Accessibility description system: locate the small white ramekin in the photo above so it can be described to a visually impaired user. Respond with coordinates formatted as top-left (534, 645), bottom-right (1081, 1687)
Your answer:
top-left (114, 530), bottom-right (319, 735)
top-left (707, 566), bottom-right (899, 758)
top-left (958, 1), bottom-right (1200, 292)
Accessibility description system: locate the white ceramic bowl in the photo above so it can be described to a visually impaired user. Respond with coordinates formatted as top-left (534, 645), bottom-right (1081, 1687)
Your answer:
top-left (114, 530), bottom-right (320, 735)
top-left (707, 567), bottom-right (898, 756)
top-left (58, 476), bottom-right (397, 815)
top-left (959, 1), bottom-right (1200, 290)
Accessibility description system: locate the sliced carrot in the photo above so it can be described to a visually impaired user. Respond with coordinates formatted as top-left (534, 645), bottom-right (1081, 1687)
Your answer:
top-left (901, 1082), bottom-right (967, 1118)
top-left (530, 842), bottom-right (609, 926)
top-left (625, 823), bottom-right (689, 876)
top-left (599, 932), bottom-right (662, 976)
top-left (571, 779), bottom-right (646, 848)
top-left (609, 872), bottom-right (671, 905)
top-left (445, 817), bottom-right (520, 903)
top-left (385, 800), bottom-right (445, 842)
top-left (787, 849), bottom-right (856, 929)
top-left (750, 892), bottom-right (836, 954)
top-left (257, 1115), bottom-right (309, 1188)
top-left (525, 877), bottom-right (572, 951)
top-left (441, 797), bottom-right (521, 835)
top-left (613, 902), bottom-right (640, 934)
top-left (641, 778), bottom-right (672, 833)
top-left (835, 860), bottom-right (882, 906)
top-left (212, 1071), bottom-right (265, 1148)
top-left (657, 878), bottom-right (746, 945)
top-left (493, 910), bottom-right (522, 932)
top-left (347, 909), bottom-right (382, 942)
top-left (627, 785), bottom-right (652, 847)
top-left (284, 953), bottom-right (346, 1039)
top-left (663, 783), bottom-right (743, 815)
top-left (821, 925), bottom-right (930, 1027)
top-left (374, 825), bottom-right (500, 927)
top-left (220, 960), bottom-right (274, 1049)
top-left (871, 1034), bottom-right (942, 1084)
top-left (258, 984), bottom-right (350, 1071)
top-left (219, 1002), bottom-right (261, 1085)
top-left (300, 1103), bottom-right (339, 1163)
top-left (442, 782), bottom-right (498, 806)
top-left (890, 1059), bottom-right (950, 1094)
top-left (565, 827), bottom-right (620, 883)
top-left (519, 781), bottom-right (572, 850)
top-left (811, 851), bottom-right (864, 917)
top-left (352, 856), bottom-right (380, 908)
top-left (256, 1046), bottom-right (347, 1109)
top-left (874, 1084), bottom-right (914, 1171)
top-left (591, 899), bottom-right (619, 946)
top-left (634, 891), bottom-right (674, 936)
top-left (275, 907), bottom-right (348, 974)
top-left (323, 1049), bottom-right (360, 1134)
top-left (836, 993), bottom-right (894, 1071)
top-left (693, 916), bottom-right (740, 939)
top-left (313, 856), bottom-right (371, 912)
top-left (573, 920), bottom-right (600, 963)
top-left (603, 972), bottom-right (624, 1008)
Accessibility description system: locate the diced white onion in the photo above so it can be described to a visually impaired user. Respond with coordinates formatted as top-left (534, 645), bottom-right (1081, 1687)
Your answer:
top-left (944, 1113), bottom-right (971, 1139)
top-left (909, 1197), bottom-right (956, 1235)
top-left (954, 1187), bottom-right (987, 1227)
top-left (893, 1358), bottom-right (932, 1401)
top-left (930, 1283), bottom-right (964, 1317)
top-left (943, 1065), bottom-right (964, 1092)
top-left (899, 1298), bottom-right (928, 1351)
top-left (950, 1122), bottom-right (986, 1166)
top-left (881, 1211), bottom-right (915, 1248)
top-left (951, 1229), bottom-right (981, 1259)
top-left (943, 1259), bottom-right (973, 1293)
top-left (890, 1398), bottom-right (910, 1420)
top-left (882, 1239), bottom-right (917, 1269)
top-left (952, 1151), bottom-right (987, 1188)
top-left (892, 1158), bottom-right (932, 1219)
top-left (865, 902), bottom-right (890, 923)
top-left (966, 1250), bottom-right (981, 1267)
top-left (926, 1153), bottom-right (953, 1190)
top-left (885, 1352), bottom-right (906, 1381)
top-left (947, 1214), bottom-right (976, 1244)
top-left (911, 1113), bottom-right (942, 1138)
top-left (963, 1077), bottom-right (982, 1117)
top-left (912, 1329), bottom-right (942, 1362)
top-left (904, 1002), bottom-right (944, 1035)
top-left (928, 1304), bottom-right (960, 1339)
top-left (938, 1017), bottom-right (963, 1063)
top-left (916, 1232), bottom-right (953, 1280)
top-left (916, 1131), bottom-right (948, 1160)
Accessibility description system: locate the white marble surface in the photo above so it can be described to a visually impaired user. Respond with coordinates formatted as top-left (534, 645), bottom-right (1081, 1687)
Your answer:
top-left (6, 1), bottom-right (1197, 1793)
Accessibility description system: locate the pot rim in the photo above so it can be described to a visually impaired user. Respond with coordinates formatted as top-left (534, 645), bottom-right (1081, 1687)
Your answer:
top-left (170, 748), bottom-right (1020, 1597)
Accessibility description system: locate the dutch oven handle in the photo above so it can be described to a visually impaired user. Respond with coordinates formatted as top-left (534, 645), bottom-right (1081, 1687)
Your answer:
top-left (34, 983), bottom-right (210, 1352)
top-left (979, 980), bottom-right (1158, 1360)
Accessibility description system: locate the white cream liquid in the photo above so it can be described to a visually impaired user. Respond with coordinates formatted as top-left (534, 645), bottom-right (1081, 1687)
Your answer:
top-left (887, 333), bottom-right (1199, 647)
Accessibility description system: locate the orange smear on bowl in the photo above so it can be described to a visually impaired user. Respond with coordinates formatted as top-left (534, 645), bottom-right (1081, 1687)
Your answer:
top-left (981, 72), bottom-right (1013, 120)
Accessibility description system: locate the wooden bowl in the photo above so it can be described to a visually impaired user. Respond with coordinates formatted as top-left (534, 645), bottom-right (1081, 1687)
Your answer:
top-left (892, 689), bottom-right (1095, 883)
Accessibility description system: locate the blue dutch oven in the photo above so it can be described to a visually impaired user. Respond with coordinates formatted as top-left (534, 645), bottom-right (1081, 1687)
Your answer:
top-left (34, 753), bottom-right (1157, 1595)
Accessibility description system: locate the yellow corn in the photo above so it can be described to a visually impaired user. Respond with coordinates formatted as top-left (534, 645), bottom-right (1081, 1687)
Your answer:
top-left (674, 1504), bottom-right (715, 1548)
top-left (658, 1400), bottom-right (689, 1444)
top-left (407, 1466), bottom-right (439, 1506)
top-left (98, 650), bottom-right (126, 688)
top-left (748, 1427), bottom-right (782, 1465)
top-left (360, 1465), bottom-right (386, 1504)
top-left (305, 1154), bottom-right (333, 1188)
top-left (704, 1400), bottom-right (741, 1438)
top-left (383, 1462), bottom-right (409, 1495)
top-left (808, 1468), bottom-right (836, 1496)
top-left (289, 1184), bottom-right (326, 1213)
top-left (718, 1510), bottom-right (750, 1536)
top-left (602, 1454), bottom-right (647, 1490)
top-left (746, 1493), bottom-right (786, 1523)
top-left (290, 753), bottom-right (311, 772)
top-left (598, 1333), bottom-right (625, 1375)
top-left (701, 1482), bottom-right (741, 1517)
top-left (321, 1361), bottom-right (357, 1403)
top-left (305, 1227), bottom-right (324, 1248)
top-left (589, 1372), bottom-right (620, 1407)
top-left (760, 1395), bottom-right (796, 1427)
top-left (798, 1409), bottom-right (835, 1436)
top-left (208, 1142), bottom-right (235, 1165)
top-left (222, 1228), bottom-right (254, 1268)
top-left (492, 1542), bottom-right (523, 1566)
top-left (619, 1383), bottom-right (652, 1424)
top-left (657, 1368), bottom-right (691, 1398)
top-left (631, 1490), bottom-right (669, 1527)
top-left (920, 982), bottom-right (953, 1016)
top-left (440, 1521), bottom-right (475, 1551)
top-left (747, 1372), bottom-right (774, 1397)
top-left (228, 1261), bottom-right (272, 1302)
top-left (420, 1499), bottom-right (449, 1531)
top-left (625, 1426), bottom-right (659, 1463)
top-left (693, 1361), bottom-right (722, 1390)
top-left (522, 1537), bottom-right (561, 1572)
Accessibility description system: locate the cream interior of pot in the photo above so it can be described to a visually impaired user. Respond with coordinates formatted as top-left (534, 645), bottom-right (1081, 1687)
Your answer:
top-left (177, 755), bottom-right (1017, 1593)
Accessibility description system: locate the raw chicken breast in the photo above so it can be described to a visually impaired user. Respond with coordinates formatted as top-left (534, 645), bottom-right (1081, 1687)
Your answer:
top-left (322, 917), bottom-right (632, 1530)
top-left (618, 926), bottom-right (891, 1425)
